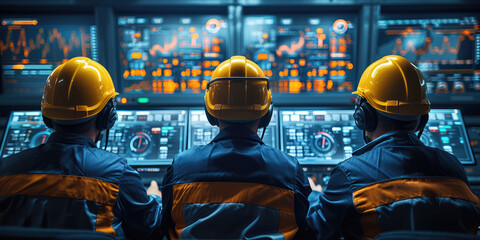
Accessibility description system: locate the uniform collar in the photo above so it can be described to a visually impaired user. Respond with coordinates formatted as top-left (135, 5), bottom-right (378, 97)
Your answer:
top-left (211, 126), bottom-right (264, 144)
top-left (47, 132), bottom-right (98, 148)
top-left (353, 130), bottom-right (423, 156)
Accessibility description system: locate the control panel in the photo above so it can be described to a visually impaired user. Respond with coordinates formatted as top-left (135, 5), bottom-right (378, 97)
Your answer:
top-left (280, 109), bottom-right (364, 165)
top-left (423, 109), bottom-right (475, 164)
top-left (101, 110), bottom-right (187, 165)
top-left (1, 109), bottom-right (476, 188)
top-left (1, 111), bottom-right (51, 158)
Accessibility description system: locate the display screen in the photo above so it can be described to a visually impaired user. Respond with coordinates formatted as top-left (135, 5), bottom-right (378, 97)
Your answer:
top-left (117, 15), bottom-right (229, 94)
top-left (423, 109), bottom-right (475, 164)
top-left (0, 16), bottom-right (98, 95)
top-left (376, 15), bottom-right (480, 95)
top-left (280, 108), bottom-right (475, 165)
top-left (1, 111), bottom-right (51, 158)
top-left (244, 15), bottom-right (357, 94)
top-left (280, 109), bottom-right (363, 165)
top-left (188, 109), bottom-right (278, 148)
top-left (101, 110), bottom-right (187, 165)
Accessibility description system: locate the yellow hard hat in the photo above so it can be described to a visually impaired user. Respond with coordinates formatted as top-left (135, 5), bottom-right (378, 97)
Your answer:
top-left (41, 57), bottom-right (119, 121)
top-left (205, 56), bottom-right (272, 121)
top-left (353, 55), bottom-right (430, 116)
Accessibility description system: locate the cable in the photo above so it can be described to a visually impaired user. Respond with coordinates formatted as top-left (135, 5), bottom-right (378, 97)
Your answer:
top-left (260, 127), bottom-right (267, 140)
top-left (104, 129), bottom-right (110, 150)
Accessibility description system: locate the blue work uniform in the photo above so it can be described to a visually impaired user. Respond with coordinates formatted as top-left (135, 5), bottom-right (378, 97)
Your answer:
top-left (0, 132), bottom-right (162, 239)
top-left (161, 126), bottom-right (312, 239)
top-left (307, 130), bottom-right (480, 240)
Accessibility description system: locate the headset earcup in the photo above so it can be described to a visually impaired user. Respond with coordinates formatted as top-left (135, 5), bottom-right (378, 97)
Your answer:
top-left (42, 115), bottom-right (53, 129)
top-left (363, 103), bottom-right (378, 132)
top-left (96, 100), bottom-right (117, 131)
top-left (353, 106), bottom-right (366, 131)
top-left (106, 101), bottom-right (118, 130)
top-left (353, 97), bottom-right (377, 132)
top-left (205, 107), bottom-right (218, 126)
top-left (259, 104), bottom-right (273, 129)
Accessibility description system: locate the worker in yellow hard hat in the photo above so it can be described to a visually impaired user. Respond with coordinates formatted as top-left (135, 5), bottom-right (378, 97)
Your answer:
top-left (307, 55), bottom-right (480, 240)
top-left (159, 56), bottom-right (312, 239)
top-left (0, 57), bottom-right (163, 239)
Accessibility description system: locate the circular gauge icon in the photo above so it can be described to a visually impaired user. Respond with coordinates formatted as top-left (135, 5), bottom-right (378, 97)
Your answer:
top-left (420, 131), bottom-right (437, 148)
top-left (30, 131), bottom-right (51, 148)
top-left (129, 132), bottom-right (152, 155)
top-left (206, 18), bottom-right (221, 34)
top-left (312, 131), bottom-right (337, 156)
top-left (333, 19), bottom-right (348, 34)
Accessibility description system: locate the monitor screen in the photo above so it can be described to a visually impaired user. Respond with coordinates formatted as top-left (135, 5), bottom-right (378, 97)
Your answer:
top-left (1, 111), bottom-right (51, 158)
top-left (376, 15), bottom-right (480, 95)
top-left (244, 15), bottom-right (357, 94)
top-left (0, 15), bottom-right (98, 95)
top-left (280, 109), bottom-right (363, 165)
top-left (188, 109), bottom-right (278, 149)
top-left (117, 15), bottom-right (229, 95)
top-left (280, 108), bottom-right (475, 165)
top-left (101, 110), bottom-right (187, 165)
top-left (423, 109), bottom-right (475, 164)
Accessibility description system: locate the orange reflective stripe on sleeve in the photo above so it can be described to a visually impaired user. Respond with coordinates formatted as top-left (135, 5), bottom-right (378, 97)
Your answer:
top-left (0, 174), bottom-right (119, 234)
top-left (353, 178), bottom-right (480, 240)
top-left (171, 182), bottom-right (297, 240)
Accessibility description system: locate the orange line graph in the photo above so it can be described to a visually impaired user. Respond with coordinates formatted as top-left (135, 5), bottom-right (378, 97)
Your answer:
top-left (149, 35), bottom-right (178, 56)
top-left (276, 32), bottom-right (304, 57)
top-left (0, 26), bottom-right (88, 61)
top-left (392, 32), bottom-right (474, 56)
top-left (124, 80), bottom-right (151, 92)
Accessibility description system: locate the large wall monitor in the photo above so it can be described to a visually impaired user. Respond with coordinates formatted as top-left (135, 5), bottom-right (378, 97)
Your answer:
top-left (244, 15), bottom-right (357, 94)
top-left (117, 15), bottom-right (229, 95)
top-left (376, 15), bottom-right (480, 96)
top-left (188, 109), bottom-right (278, 148)
top-left (0, 15), bottom-right (98, 96)
top-left (101, 110), bottom-right (187, 165)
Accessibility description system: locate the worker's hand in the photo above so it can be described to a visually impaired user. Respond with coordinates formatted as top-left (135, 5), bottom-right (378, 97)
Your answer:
top-left (308, 177), bottom-right (323, 193)
top-left (147, 180), bottom-right (162, 198)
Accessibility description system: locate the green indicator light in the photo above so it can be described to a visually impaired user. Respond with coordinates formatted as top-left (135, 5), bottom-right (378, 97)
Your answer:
top-left (138, 97), bottom-right (149, 104)
top-left (162, 126), bottom-right (174, 131)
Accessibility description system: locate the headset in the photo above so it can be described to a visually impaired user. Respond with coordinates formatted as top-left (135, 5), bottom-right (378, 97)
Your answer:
top-left (95, 99), bottom-right (118, 132)
top-left (353, 97), bottom-right (378, 133)
top-left (43, 99), bottom-right (118, 149)
top-left (353, 96), bottom-right (429, 142)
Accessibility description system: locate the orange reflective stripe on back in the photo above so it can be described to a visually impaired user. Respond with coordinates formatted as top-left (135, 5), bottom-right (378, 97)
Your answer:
top-left (353, 178), bottom-right (480, 212)
top-left (171, 182), bottom-right (297, 240)
top-left (0, 174), bottom-right (119, 235)
top-left (353, 178), bottom-right (480, 240)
